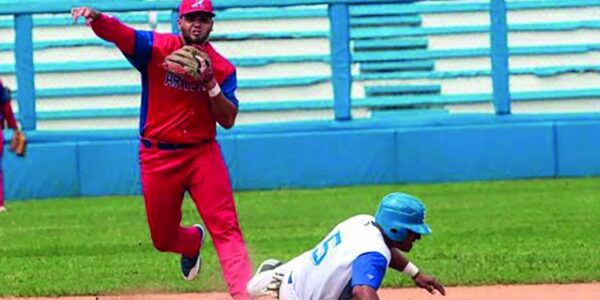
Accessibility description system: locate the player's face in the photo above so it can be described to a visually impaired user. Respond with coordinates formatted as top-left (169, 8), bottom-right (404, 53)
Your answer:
top-left (179, 12), bottom-right (214, 45)
top-left (397, 231), bottom-right (421, 252)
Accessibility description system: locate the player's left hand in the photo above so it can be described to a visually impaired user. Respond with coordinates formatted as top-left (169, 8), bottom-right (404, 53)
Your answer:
top-left (413, 272), bottom-right (446, 296)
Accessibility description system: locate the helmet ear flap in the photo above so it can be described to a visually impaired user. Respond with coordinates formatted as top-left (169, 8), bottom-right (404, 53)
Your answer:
top-left (388, 226), bottom-right (408, 241)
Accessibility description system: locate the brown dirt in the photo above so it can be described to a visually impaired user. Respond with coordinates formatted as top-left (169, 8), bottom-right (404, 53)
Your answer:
top-left (4, 283), bottom-right (599, 300)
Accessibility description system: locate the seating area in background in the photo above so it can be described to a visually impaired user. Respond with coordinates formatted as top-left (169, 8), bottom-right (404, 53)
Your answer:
top-left (2, 0), bottom-right (600, 131)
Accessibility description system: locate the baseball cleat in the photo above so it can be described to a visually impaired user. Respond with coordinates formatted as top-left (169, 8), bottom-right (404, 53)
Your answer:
top-left (181, 224), bottom-right (206, 281)
top-left (256, 258), bottom-right (283, 276)
top-left (0, 206), bottom-right (6, 213)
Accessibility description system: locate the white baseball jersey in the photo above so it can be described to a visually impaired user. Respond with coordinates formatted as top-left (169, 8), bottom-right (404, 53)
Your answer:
top-left (279, 215), bottom-right (392, 300)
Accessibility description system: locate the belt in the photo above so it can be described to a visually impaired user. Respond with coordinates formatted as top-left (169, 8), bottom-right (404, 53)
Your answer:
top-left (141, 138), bottom-right (199, 150)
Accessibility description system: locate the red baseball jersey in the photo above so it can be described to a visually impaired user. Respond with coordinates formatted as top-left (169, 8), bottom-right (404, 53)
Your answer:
top-left (0, 81), bottom-right (17, 130)
top-left (91, 14), bottom-right (238, 144)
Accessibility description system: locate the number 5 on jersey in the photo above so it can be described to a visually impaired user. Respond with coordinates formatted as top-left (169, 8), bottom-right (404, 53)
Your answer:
top-left (311, 230), bottom-right (342, 266)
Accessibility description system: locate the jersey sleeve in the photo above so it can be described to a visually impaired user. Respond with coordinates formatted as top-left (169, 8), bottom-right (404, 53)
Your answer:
top-left (90, 14), bottom-right (153, 72)
top-left (126, 31), bottom-right (154, 72)
top-left (2, 101), bottom-right (18, 129)
top-left (221, 70), bottom-right (239, 108)
top-left (90, 14), bottom-right (136, 56)
top-left (0, 84), bottom-right (17, 129)
top-left (351, 252), bottom-right (388, 290)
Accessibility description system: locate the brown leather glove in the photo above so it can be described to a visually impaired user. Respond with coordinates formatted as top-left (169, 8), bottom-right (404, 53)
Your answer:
top-left (9, 130), bottom-right (26, 157)
top-left (163, 45), bottom-right (214, 84)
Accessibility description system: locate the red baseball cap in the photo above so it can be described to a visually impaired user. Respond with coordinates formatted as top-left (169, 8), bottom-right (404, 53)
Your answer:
top-left (179, 0), bottom-right (215, 17)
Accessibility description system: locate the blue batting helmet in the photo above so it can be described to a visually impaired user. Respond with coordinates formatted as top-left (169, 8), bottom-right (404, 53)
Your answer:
top-left (375, 193), bottom-right (432, 242)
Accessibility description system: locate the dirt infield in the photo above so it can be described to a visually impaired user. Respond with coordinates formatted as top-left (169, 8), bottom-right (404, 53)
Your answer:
top-left (4, 283), bottom-right (599, 300)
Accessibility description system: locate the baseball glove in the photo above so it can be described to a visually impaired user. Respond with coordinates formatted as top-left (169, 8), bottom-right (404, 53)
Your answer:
top-left (9, 130), bottom-right (26, 157)
top-left (163, 45), bottom-right (214, 84)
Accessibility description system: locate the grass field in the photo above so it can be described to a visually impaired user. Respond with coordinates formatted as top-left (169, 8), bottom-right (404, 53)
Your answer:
top-left (0, 178), bottom-right (599, 297)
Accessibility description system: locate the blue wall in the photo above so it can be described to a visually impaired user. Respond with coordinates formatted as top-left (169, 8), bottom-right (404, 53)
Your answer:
top-left (3, 115), bottom-right (600, 200)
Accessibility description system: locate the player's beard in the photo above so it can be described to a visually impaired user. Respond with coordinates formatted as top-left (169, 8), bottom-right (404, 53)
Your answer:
top-left (182, 28), bottom-right (209, 46)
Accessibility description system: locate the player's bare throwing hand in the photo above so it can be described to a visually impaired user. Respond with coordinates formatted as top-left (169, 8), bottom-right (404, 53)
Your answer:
top-left (71, 1), bottom-right (251, 299)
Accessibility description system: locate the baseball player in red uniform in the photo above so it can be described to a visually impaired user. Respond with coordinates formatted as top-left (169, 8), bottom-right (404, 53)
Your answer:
top-left (1, 79), bottom-right (22, 213)
top-left (71, 1), bottom-right (252, 298)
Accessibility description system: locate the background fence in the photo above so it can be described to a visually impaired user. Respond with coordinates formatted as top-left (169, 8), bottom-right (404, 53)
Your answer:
top-left (2, 0), bottom-right (600, 199)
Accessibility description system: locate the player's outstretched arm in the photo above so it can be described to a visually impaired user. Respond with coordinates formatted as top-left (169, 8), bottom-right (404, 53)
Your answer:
top-left (71, 6), bottom-right (135, 56)
top-left (413, 272), bottom-right (446, 296)
top-left (71, 7), bottom-right (100, 25)
top-left (388, 248), bottom-right (446, 296)
top-left (352, 285), bottom-right (380, 300)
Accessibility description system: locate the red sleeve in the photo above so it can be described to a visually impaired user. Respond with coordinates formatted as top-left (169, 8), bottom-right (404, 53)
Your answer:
top-left (90, 13), bottom-right (135, 56)
top-left (2, 101), bottom-right (17, 129)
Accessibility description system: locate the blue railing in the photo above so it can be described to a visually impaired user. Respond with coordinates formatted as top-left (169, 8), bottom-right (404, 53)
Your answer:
top-left (0, 0), bottom-right (511, 130)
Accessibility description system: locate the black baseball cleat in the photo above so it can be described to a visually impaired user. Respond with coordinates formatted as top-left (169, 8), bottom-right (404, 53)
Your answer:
top-left (255, 258), bottom-right (283, 276)
top-left (181, 224), bottom-right (206, 281)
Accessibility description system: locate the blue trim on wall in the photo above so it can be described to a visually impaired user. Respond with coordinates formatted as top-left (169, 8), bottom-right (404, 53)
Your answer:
top-left (3, 142), bottom-right (80, 199)
top-left (352, 44), bottom-right (600, 62)
top-left (357, 88), bottom-right (600, 107)
top-left (2, 20), bottom-right (599, 53)
top-left (0, 56), bottom-right (332, 74)
top-left (6, 113), bottom-right (600, 143)
top-left (4, 0), bottom-right (600, 16)
top-left (78, 140), bottom-right (141, 196)
top-left (350, 15), bottom-right (421, 27)
top-left (489, 0), bottom-right (511, 115)
top-left (359, 61), bottom-right (434, 73)
top-left (0, 8), bottom-right (328, 29)
top-left (0, 0), bottom-right (409, 15)
top-left (395, 123), bottom-right (555, 182)
top-left (555, 121), bottom-right (600, 176)
top-left (14, 14), bottom-right (36, 130)
top-left (356, 65), bottom-right (600, 81)
top-left (0, 31), bottom-right (329, 52)
top-left (328, 4), bottom-right (352, 121)
top-left (235, 129), bottom-right (397, 189)
top-left (19, 76), bottom-right (330, 99)
top-left (351, 21), bottom-right (600, 39)
top-left (354, 38), bottom-right (428, 51)
top-left (365, 85), bottom-right (440, 97)
top-left (232, 55), bottom-right (331, 67)
top-left (212, 30), bottom-right (328, 41)
top-left (0, 39), bottom-right (114, 51)
top-left (5, 62), bottom-right (600, 80)
top-left (350, 0), bottom-right (600, 16)
top-left (170, 10), bottom-right (179, 35)
top-left (24, 88), bottom-right (600, 121)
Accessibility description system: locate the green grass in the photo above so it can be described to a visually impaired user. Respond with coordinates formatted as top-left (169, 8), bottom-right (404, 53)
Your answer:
top-left (0, 178), bottom-right (599, 296)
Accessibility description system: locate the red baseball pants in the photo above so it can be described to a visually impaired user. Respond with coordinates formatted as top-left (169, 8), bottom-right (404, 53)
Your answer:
top-left (139, 140), bottom-right (251, 299)
top-left (0, 133), bottom-right (4, 208)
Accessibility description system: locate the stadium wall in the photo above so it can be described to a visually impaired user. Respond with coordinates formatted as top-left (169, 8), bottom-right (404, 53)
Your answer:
top-left (3, 114), bottom-right (600, 200)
